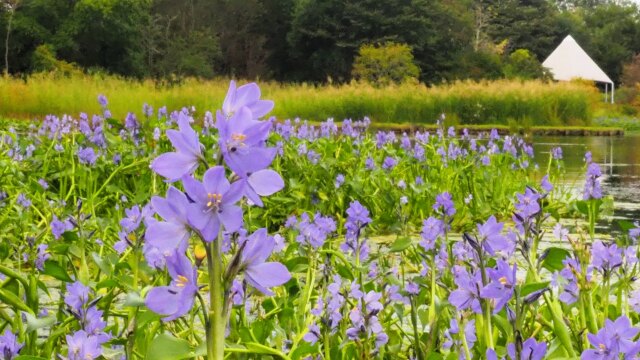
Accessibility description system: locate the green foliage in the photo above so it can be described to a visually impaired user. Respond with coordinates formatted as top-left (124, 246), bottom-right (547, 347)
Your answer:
top-left (503, 49), bottom-right (550, 80)
top-left (352, 42), bottom-right (419, 86)
top-left (30, 44), bottom-right (79, 75)
top-left (1, 0), bottom-right (640, 85)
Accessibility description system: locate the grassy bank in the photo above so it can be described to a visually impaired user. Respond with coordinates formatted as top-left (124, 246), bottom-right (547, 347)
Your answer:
top-left (0, 74), bottom-right (598, 125)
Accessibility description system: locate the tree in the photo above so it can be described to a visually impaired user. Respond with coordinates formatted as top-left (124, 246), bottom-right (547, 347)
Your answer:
top-left (352, 42), bottom-right (420, 86)
top-left (3, 0), bottom-right (21, 75)
top-left (503, 48), bottom-right (549, 79)
top-left (483, 0), bottom-right (565, 61)
top-left (287, 0), bottom-right (473, 83)
top-left (580, 2), bottom-right (640, 84)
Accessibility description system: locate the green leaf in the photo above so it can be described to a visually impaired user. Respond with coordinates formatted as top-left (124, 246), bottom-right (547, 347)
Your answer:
top-left (541, 247), bottom-right (570, 272)
top-left (0, 288), bottom-right (33, 314)
top-left (389, 236), bottom-right (412, 252)
top-left (520, 281), bottom-right (550, 297)
top-left (23, 312), bottom-right (56, 332)
top-left (0, 242), bottom-right (9, 260)
top-left (62, 231), bottom-right (79, 242)
top-left (15, 356), bottom-right (48, 360)
top-left (42, 260), bottom-right (72, 282)
top-left (618, 220), bottom-right (637, 233)
top-left (146, 333), bottom-right (193, 360)
top-left (92, 252), bottom-right (112, 275)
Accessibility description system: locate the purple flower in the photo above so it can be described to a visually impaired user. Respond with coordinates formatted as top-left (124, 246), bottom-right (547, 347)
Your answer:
top-left (303, 324), bottom-right (321, 345)
top-left (541, 174), bottom-right (553, 193)
top-left (507, 338), bottom-right (547, 360)
top-left (16, 193), bottom-right (31, 208)
top-left (381, 156), bottom-right (397, 170)
top-left (480, 260), bottom-right (516, 313)
top-left (145, 250), bottom-right (198, 321)
top-left (582, 316), bottom-right (640, 359)
top-left (590, 240), bottom-right (623, 274)
top-left (630, 222), bottom-right (640, 242)
top-left (420, 216), bottom-right (444, 251)
top-left (0, 330), bottom-right (23, 359)
top-left (38, 178), bottom-right (49, 189)
top-left (346, 200), bottom-right (371, 226)
top-left (239, 228), bottom-right (291, 295)
top-left (551, 146), bottom-right (563, 160)
top-left (151, 114), bottom-right (203, 181)
top-left (583, 162), bottom-right (603, 200)
top-left (585, 151), bottom-right (593, 164)
top-left (433, 192), bottom-right (456, 217)
top-left (97, 94), bottom-right (108, 107)
top-left (120, 205), bottom-right (143, 233)
top-left (182, 166), bottom-right (243, 242)
top-left (215, 108), bottom-right (283, 206)
top-left (365, 157), bottom-right (375, 170)
top-left (145, 187), bottom-right (190, 261)
top-left (477, 216), bottom-right (513, 257)
top-left (553, 223), bottom-right (569, 241)
top-left (35, 244), bottom-right (50, 271)
top-left (222, 81), bottom-right (274, 119)
top-left (443, 319), bottom-right (476, 353)
top-left (143, 103), bottom-right (153, 117)
top-left (406, 282), bottom-right (419, 295)
top-left (514, 187), bottom-right (541, 218)
top-left (630, 289), bottom-right (640, 313)
top-left (66, 330), bottom-right (102, 360)
top-left (77, 147), bottom-right (97, 166)
top-left (335, 174), bottom-right (345, 189)
top-left (51, 215), bottom-right (73, 239)
top-left (449, 268), bottom-right (482, 313)
top-left (82, 307), bottom-right (110, 344)
top-left (65, 281), bottom-right (90, 313)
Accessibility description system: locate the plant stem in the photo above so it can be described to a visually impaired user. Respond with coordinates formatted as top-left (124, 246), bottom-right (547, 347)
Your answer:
top-left (410, 297), bottom-right (424, 360)
top-left (207, 232), bottom-right (225, 360)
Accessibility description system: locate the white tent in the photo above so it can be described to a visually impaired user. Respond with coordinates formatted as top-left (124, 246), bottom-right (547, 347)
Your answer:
top-left (542, 35), bottom-right (614, 103)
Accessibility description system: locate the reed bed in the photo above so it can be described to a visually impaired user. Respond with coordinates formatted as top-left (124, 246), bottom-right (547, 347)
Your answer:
top-left (0, 74), bottom-right (598, 125)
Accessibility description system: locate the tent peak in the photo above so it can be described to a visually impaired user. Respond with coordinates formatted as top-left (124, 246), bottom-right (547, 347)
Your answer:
top-left (542, 34), bottom-right (613, 84)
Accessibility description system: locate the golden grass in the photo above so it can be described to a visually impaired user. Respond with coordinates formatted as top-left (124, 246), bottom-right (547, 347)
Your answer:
top-left (0, 74), bottom-right (600, 125)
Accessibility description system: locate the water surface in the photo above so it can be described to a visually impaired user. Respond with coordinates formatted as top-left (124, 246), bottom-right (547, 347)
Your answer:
top-left (532, 134), bottom-right (640, 228)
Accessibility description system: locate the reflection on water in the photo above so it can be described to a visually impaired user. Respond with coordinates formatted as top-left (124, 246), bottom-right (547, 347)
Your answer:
top-left (532, 134), bottom-right (640, 226)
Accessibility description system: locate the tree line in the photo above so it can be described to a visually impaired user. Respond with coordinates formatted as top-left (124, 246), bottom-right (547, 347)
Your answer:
top-left (2, 0), bottom-right (640, 85)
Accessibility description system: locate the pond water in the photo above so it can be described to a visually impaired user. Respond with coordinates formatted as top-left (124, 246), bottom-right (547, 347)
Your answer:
top-left (532, 134), bottom-right (640, 228)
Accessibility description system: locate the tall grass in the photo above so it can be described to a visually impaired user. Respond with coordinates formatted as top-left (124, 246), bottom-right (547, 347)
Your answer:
top-left (0, 73), bottom-right (598, 125)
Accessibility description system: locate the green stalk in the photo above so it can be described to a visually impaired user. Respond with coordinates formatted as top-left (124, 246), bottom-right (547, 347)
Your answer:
top-left (207, 232), bottom-right (225, 360)
top-left (410, 297), bottom-right (425, 360)
top-left (478, 255), bottom-right (494, 350)
top-left (428, 251), bottom-right (437, 324)
top-left (527, 257), bottom-right (576, 357)
top-left (459, 318), bottom-right (473, 360)
top-left (585, 290), bottom-right (599, 333)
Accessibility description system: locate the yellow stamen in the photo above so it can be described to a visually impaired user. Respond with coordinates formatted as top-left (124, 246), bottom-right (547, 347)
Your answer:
top-left (206, 193), bottom-right (222, 208)
top-left (231, 133), bottom-right (246, 142)
top-left (499, 276), bottom-right (508, 285)
top-left (175, 275), bottom-right (189, 287)
top-left (127, 233), bottom-right (137, 242)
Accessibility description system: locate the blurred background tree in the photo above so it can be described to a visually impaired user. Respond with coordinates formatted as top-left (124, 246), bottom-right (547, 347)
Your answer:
top-left (0, 0), bottom-right (639, 85)
top-left (352, 42), bottom-right (419, 86)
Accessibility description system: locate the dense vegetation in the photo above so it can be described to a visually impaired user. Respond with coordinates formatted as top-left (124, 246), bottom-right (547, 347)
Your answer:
top-left (0, 75), bottom-right (597, 125)
top-left (2, 0), bottom-right (640, 86)
top-left (1, 81), bottom-right (639, 360)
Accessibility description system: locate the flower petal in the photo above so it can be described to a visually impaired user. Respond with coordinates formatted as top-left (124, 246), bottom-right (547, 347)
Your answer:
top-left (219, 205), bottom-right (243, 233)
top-left (248, 169), bottom-right (284, 196)
top-left (245, 262), bottom-right (291, 295)
top-left (203, 166), bottom-right (230, 195)
top-left (151, 152), bottom-right (198, 180)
